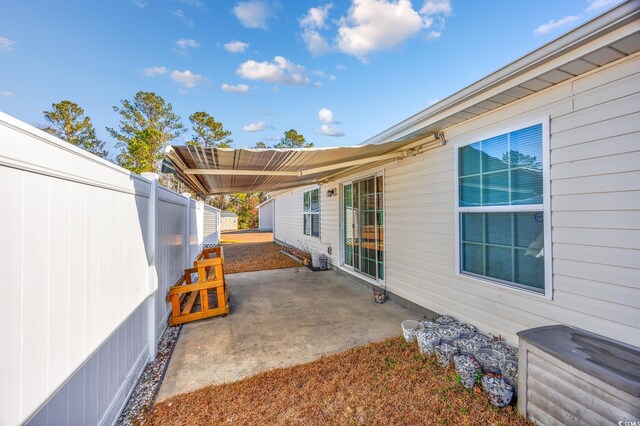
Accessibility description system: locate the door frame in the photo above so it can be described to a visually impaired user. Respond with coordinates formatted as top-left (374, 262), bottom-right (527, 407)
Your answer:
top-left (339, 169), bottom-right (386, 284)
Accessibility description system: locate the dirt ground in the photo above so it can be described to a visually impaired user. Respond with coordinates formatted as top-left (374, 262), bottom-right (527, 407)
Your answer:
top-left (220, 231), bottom-right (301, 274)
top-left (146, 337), bottom-right (530, 426)
top-left (221, 230), bottom-right (275, 244)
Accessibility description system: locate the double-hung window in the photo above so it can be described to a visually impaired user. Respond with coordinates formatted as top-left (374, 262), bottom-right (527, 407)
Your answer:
top-left (456, 121), bottom-right (550, 295)
top-left (303, 188), bottom-right (320, 238)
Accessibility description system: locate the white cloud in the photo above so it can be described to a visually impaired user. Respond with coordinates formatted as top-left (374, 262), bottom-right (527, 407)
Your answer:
top-left (427, 98), bottom-right (439, 106)
top-left (170, 70), bottom-right (205, 88)
top-left (300, 4), bottom-right (333, 29)
top-left (243, 120), bottom-right (272, 132)
top-left (586, 0), bottom-right (622, 13)
top-left (233, 1), bottom-right (274, 29)
top-left (175, 38), bottom-right (199, 49)
top-left (221, 83), bottom-right (250, 93)
top-left (316, 124), bottom-right (345, 137)
top-left (223, 40), bottom-right (249, 53)
top-left (336, 63), bottom-right (346, 71)
top-left (176, 0), bottom-right (205, 8)
top-left (534, 15), bottom-right (580, 36)
top-left (318, 108), bottom-right (335, 123)
top-left (533, 0), bottom-right (621, 37)
top-left (0, 37), bottom-right (16, 51)
top-left (173, 9), bottom-right (195, 27)
top-left (133, 0), bottom-right (146, 8)
top-left (237, 56), bottom-right (316, 86)
top-left (334, 0), bottom-right (452, 61)
top-left (420, 0), bottom-right (452, 16)
top-left (329, 74), bottom-right (336, 80)
top-left (142, 66), bottom-right (168, 76)
top-left (336, 0), bottom-right (425, 61)
top-left (173, 38), bottom-right (199, 55)
top-left (0, 90), bottom-right (15, 97)
top-left (302, 30), bottom-right (332, 56)
top-left (299, 5), bottom-right (334, 56)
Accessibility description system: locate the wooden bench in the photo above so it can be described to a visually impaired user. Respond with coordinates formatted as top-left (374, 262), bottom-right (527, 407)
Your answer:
top-left (166, 246), bottom-right (229, 325)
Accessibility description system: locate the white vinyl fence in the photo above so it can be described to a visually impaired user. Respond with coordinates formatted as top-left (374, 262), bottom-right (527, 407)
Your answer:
top-left (0, 112), bottom-right (206, 426)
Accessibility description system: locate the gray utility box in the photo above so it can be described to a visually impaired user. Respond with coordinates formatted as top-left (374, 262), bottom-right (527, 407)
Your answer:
top-left (518, 325), bottom-right (639, 425)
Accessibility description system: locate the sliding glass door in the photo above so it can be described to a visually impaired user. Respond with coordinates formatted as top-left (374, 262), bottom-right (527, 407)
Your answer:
top-left (343, 175), bottom-right (384, 281)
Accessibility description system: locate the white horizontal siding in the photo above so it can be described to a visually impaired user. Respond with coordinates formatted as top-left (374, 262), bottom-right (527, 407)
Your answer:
top-left (274, 185), bottom-right (339, 266)
top-left (272, 53), bottom-right (640, 347)
top-left (258, 201), bottom-right (274, 231)
top-left (203, 205), bottom-right (220, 245)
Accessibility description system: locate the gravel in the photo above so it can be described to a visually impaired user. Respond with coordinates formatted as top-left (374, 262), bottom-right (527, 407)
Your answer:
top-left (492, 341), bottom-right (519, 358)
top-left (458, 323), bottom-right (477, 337)
top-left (500, 359), bottom-right (519, 394)
top-left (454, 355), bottom-right (482, 389)
top-left (419, 320), bottom-right (439, 329)
top-left (468, 332), bottom-right (492, 346)
top-left (401, 320), bottom-right (421, 343)
top-left (481, 375), bottom-right (514, 407)
top-left (455, 338), bottom-right (482, 356)
top-left (474, 347), bottom-right (504, 375)
top-left (435, 343), bottom-right (459, 368)
top-left (416, 329), bottom-right (441, 355)
top-left (116, 325), bottom-right (182, 426)
top-left (434, 315), bottom-right (456, 325)
top-left (436, 325), bottom-right (461, 345)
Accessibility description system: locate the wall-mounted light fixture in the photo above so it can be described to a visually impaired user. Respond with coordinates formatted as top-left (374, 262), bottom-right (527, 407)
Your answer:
top-left (434, 131), bottom-right (447, 146)
top-left (326, 187), bottom-right (337, 197)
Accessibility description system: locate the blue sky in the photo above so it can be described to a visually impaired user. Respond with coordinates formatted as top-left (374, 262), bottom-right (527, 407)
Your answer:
top-left (0, 0), bottom-right (622, 157)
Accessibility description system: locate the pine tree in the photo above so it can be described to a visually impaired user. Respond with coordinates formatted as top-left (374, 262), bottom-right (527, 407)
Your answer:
top-left (41, 100), bottom-right (108, 158)
top-left (186, 111), bottom-right (233, 148)
top-left (107, 91), bottom-right (185, 174)
top-left (273, 129), bottom-right (313, 148)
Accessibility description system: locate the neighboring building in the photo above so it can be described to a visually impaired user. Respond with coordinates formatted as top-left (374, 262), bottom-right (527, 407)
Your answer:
top-left (257, 198), bottom-right (274, 231)
top-left (220, 210), bottom-right (238, 230)
top-left (203, 204), bottom-right (221, 246)
top-left (268, 4), bottom-right (640, 349)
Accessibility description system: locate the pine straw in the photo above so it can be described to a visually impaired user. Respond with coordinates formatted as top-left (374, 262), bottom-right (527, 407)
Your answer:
top-left (146, 337), bottom-right (530, 426)
top-left (222, 242), bottom-right (301, 274)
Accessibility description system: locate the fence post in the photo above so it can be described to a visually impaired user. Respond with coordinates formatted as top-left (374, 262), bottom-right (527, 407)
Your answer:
top-left (182, 193), bottom-right (192, 268)
top-left (217, 208), bottom-right (221, 244)
top-left (142, 172), bottom-right (159, 359)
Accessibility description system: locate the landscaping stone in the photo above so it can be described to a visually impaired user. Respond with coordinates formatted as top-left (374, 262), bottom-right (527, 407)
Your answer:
top-left (454, 355), bottom-right (482, 389)
top-left (481, 375), bottom-right (514, 407)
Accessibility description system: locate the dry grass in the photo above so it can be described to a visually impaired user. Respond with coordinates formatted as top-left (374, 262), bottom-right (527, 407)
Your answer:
top-left (222, 242), bottom-right (301, 274)
top-left (147, 337), bottom-right (530, 426)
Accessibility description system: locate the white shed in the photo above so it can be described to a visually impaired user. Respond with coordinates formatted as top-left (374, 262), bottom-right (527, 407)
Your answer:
top-left (220, 210), bottom-right (238, 230)
top-left (257, 198), bottom-right (274, 231)
top-left (203, 204), bottom-right (221, 246)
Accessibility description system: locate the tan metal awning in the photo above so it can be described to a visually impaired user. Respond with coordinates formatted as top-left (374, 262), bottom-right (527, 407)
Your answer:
top-left (162, 140), bottom-right (418, 196)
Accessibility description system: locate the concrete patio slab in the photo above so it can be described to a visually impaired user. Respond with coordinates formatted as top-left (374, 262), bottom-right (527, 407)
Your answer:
top-left (157, 267), bottom-right (422, 401)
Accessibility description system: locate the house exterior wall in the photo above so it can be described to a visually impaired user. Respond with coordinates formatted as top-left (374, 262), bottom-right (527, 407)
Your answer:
top-left (0, 112), bottom-right (205, 426)
top-left (258, 200), bottom-right (274, 231)
top-left (274, 185), bottom-right (339, 265)
top-left (272, 52), bottom-right (640, 348)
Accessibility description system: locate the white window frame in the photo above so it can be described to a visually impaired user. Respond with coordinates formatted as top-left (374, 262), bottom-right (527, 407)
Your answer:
top-left (303, 187), bottom-right (320, 238)
top-left (453, 117), bottom-right (553, 299)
